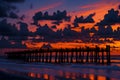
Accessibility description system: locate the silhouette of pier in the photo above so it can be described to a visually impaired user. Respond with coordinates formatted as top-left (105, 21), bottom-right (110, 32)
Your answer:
top-left (6, 45), bottom-right (111, 64)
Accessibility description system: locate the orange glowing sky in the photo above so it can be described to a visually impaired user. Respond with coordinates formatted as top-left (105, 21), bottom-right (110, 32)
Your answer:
top-left (18, 0), bottom-right (119, 50)
top-left (0, 0), bottom-right (120, 55)
top-left (18, 0), bottom-right (120, 32)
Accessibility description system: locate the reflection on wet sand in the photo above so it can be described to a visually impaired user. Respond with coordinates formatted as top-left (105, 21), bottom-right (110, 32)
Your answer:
top-left (27, 71), bottom-right (111, 80)
top-left (0, 57), bottom-right (119, 80)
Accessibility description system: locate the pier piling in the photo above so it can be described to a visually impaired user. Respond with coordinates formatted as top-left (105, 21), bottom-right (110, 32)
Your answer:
top-left (6, 45), bottom-right (111, 64)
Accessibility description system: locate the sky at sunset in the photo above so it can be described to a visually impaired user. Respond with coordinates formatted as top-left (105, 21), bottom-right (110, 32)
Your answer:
top-left (18, 0), bottom-right (119, 29)
top-left (0, 0), bottom-right (120, 55)
top-left (0, 2), bottom-right (120, 80)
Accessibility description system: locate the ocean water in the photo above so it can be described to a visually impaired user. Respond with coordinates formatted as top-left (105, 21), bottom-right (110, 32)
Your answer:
top-left (0, 55), bottom-right (120, 80)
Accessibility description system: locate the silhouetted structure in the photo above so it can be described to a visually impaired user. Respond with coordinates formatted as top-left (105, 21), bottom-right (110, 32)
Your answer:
top-left (40, 43), bottom-right (52, 49)
top-left (6, 45), bottom-right (111, 64)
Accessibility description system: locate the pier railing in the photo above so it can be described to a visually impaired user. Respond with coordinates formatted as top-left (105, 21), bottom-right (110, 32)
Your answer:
top-left (5, 45), bottom-right (111, 64)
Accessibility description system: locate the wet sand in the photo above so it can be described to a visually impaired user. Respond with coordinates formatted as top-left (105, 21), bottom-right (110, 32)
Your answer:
top-left (0, 56), bottom-right (120, 80)
top-left (0, 71), bottom-right (31, 80)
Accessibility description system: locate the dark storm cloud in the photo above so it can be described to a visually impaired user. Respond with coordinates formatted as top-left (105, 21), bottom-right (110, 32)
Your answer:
top-left (0, 19), bottom-right (19, 36)
top-left (74, 13), bottom-right (95, 24)
top-left (96, 9), bottom-right (120, 26)
top-left (0, 20), bottom-right (30, 48)
top-left (0, 19), bottom-right (32, 37)
top-left (34, 24), bottom-right (79, 41)
top-left (20, 15), bottom-right (25, 20)
top-left (51, 25), bottom-right (57, 29)
top-left (73, 13), bottom-right (95, 27)
top-left (0, 0), bottom-right (25, 18)
top-left (2, 21), bottom-right (33, 41)
top-left (119, 5), bottom-right (120, 9)
top-left (62, 25), bottom-right (79, 38)
top-left (32, 10), bottom-right (71, 25)
top-left (9, 12), bottom-right (19, 19)
top-left (18, 22), bottom-right (33, 36)
top-left (35, 24), bottom-right (55, 38)
top-left (0, 37), bottom-right (26, 48)
top-left (0, 0), bottom-right (14, 17)
top-left (0, 37), bottom-right (12, 48)
top-left (85, 13), bottom-right (95, 23)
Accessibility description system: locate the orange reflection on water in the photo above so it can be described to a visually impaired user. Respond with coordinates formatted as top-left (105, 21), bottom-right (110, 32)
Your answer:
top-left (89, 74), bottom-right (107, 80)
top-left (58, 70), bottom-right (63, 77)
top-left (98, 75), bottom-right (106, 80)
top-left (26, 71), bottom-right (113, 80)
top-left (83, 74), bottom-right (87, 78)
top-left (44, 74), bottom-right (49, 79)
top-left (71, 73), bottom-right (76, 80)
top-left (65, 72), bottom-right (70, 79)
top-left (49, 75), bottom-right (55, 80)
top-left (89, 74), bottom-right (94, 80)
top-left (37, 73), bottom-right (41, 78)
top-left (28, 72), bottom-right (36, 78)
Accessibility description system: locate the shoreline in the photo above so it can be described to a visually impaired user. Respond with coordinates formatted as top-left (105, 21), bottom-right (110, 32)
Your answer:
top-left (0, 58), bottom-right (120, 80)
top-left (0, 71), bottom-right (32, 80)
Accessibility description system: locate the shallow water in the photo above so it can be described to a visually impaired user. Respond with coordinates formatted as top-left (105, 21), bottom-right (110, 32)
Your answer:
top-left (0, 55), bottom-right (120, 80)
top-left (1, 68), bottom-right (116, 80)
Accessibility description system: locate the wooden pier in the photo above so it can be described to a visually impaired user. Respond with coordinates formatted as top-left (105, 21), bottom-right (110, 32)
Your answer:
top-left (5, 45), bottom-right (111, 64)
